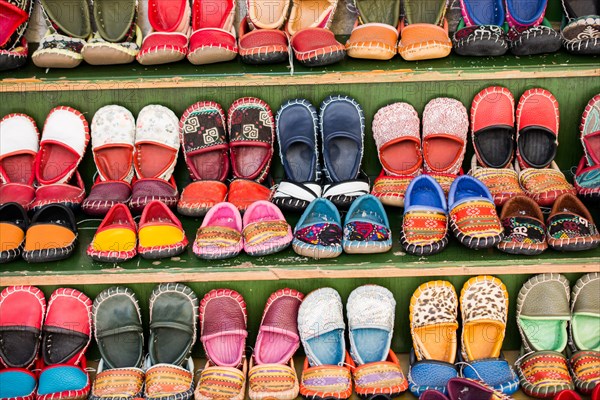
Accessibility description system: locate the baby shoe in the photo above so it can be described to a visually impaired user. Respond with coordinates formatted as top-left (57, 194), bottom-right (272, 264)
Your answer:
top-left (497, 195), bottom-right (548, 255)
top-left (0, 0), bottom-right (33, 71)
top-left (400, 175), bottom-right (449, 256)
top-left (290, 28), bottom-right (346, 66)
top-left (0, 113), bottom-right (39, 209)
top-left (187, 0), bottom-right (237, 65)
top-left (576, 94), bottom-right (600, 202)
top-left (0, 202), bottom-right (29, 263)
top-left (546, 193), bottom-right (600, 251)
top-left (137, 200), bottom-right (188, 259)
top-left (242, 200), bottom-right (292, 256)
top-left (193, 202), bottom-right (243, 260)
top-left (454, 0), bottom-right (508, 56)
top-left (238, 18), bottom-right (289, 64)
top-left (22, 204), bottom-right (77, 263)
top-left (346, 0), bottom-right (400, 60)
top-left (505, 0), bottom-right (561, 55)
top-left (561, 0), bottom-right (600, 55)
top-left (292, 198), bottom-right (342, 259)
top-left (448, 175), bottom-right (503, 250)
top-left (342, 195), bottom-right (392, 254)
top-left (87, 204), bottom-right (137, 262)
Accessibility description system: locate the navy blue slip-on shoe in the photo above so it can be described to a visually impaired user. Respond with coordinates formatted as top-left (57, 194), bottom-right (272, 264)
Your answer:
top-left (273, 99), bottom-right (321, 212)
top-left (320, 95), bottom-right (369, 209)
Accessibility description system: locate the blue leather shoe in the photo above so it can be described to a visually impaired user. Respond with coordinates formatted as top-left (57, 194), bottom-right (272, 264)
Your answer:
top-left (37, 364), bottom-right (90, 399)
top-left (461, 357), bottom-right (520, 395)
top-left (408, 350), bottom-right (458, 397)
top-left (0, 369), bottom-right (36, 400)
top-left (343, 195), bottom-right (392, 254)
top-left (292, 198), bottom-right (342, 259)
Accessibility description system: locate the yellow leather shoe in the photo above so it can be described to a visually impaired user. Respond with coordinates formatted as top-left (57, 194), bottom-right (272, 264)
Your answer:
top-left (138, 200), bottom-right (187, 259)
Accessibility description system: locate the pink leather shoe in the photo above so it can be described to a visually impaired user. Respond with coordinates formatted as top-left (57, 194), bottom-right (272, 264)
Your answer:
top-left (193, 202), bottom-right (243, 260)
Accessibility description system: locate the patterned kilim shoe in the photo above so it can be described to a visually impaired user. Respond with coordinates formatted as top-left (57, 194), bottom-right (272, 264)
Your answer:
top-left (242, 201), bottom-right (293, 256)
top-left (371, 172), bottom-right (413, 208)
top-left (517, 161), bottom-right (576, 207)
top-left (561, 0), bottom-right (600, 55)
top-left (187, 0), bottom-right (237, 65)
top-left (546, 193), bottom-right (600, 251)
top-left (448, 176), bottom-right (503, 250)
top-left (453, 0), bottom-right (508, 56)
top-left (248, 358), bottom-right (299, 400)
top-left (137, 201), bottom-right (188, 259)
top-left (497, 195), bottom-right (547, 255)
top-left (459, 276), bottom-right (519, 395)
top-left (145, 360), bottom-right (195, 400)
top-left (293, 198), bottom-right (342, 259)
top-left (408, 281), bottom-right (459, 397)
top-left (343, 195), bottom-right (392, 254)
top-left (400, 175), bottom-right (448, 256)
top-left (194, 202), bottom-right (243, 260)
top-left (397, 0), bottom-right (451, 61)
top-left (87, 204), bottom-right (137, 262)
top-left (196, 359), bottom-right (248, 400)
top-left (517, 351), bottom-right (574, 398)
top-left (470, 157), bottom-right (525, 207)
top-left (569, 350), bottom-right (600, 394)
top-left (505, 0), bottom-right (561, 55)
top-left (89, 364), bottom-right (144, 400)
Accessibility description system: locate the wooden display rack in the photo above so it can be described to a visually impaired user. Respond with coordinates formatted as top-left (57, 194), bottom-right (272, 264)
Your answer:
top-left (1, 12), bottom-right (599, 398)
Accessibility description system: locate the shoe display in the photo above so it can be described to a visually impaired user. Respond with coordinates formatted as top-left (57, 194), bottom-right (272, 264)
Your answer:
top-left (398, 0), bottom-right (452, 61)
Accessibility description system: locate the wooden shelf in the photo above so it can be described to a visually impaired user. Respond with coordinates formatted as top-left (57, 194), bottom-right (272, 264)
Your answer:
top-left (1, 47), bottom-right (598, 92)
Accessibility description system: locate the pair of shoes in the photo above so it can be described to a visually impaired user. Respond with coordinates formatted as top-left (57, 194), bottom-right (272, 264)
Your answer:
top-left (0, 0), bottom-right (32, 71)
top-left (561, 0), bottom-right (600, 55)
top-left (178, 98), bottom-right (274, 216)
top-left (470, 87), bottom-right (575, 207)
top-left (516, 273), bottom-right (600, 398)
top-left (292, 195), bottom-right (392, 259)
top-left (498, 193), bottom-right (599, 254)
top-left (32, 0), bottom-right (140, 67)
top-left (347, 0), bottom-right (451, 61)
top-left (272, 96), bottom-right (369, 212)
top-left (0, 287), bottom-right (92, 400)
top-left (83, 104), bottom-right (180, 216)
top-left (193, 201), bottom-right (292, 259)
top-left (87, 201), bottom-right (188, 262)
top-left (196, 288), bottom-right (304, 400)
top-left (0, 202), bottom-right (77, 263)
top-left (575, 95), bottom-right (600, 202)
top-left (371, 98), bottom-right (468, 208)
top-left (0, 108), bottom-right (88, 211)
top-left (298, 286), bottom-right (408, 400)
top-left (454, 0), bottom-right (561, 56)
top-left (90, 284), bottom-right (198, 400)
top-left (409, 277), bottom-right (518, 397)
top-left (401, 175), bottom-right (502, 254)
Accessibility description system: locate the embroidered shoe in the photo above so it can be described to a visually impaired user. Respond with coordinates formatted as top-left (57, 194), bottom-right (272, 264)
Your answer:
top-left (546, 193), bottom-right (600, 251)
top-left (453, 0), bottom-right (508, 56)
top-left (400, 175), bottom-right (448, 256)
top-left (342, 195), bottom-right (392, 254)
top-left (193, 202), bottom-right (243, 260)
top-left (497, 195), bottom-right (548, 255)
top-left (242, 200), bottom-right (292, 256)
top-left (561, 0), bottom-right (600, 55)
top-left (576, 94), bottom-right (600, 202)
top-left (292, 198), bottom-right (342, 259)
top-left (505, 0), bottom-right (561, 55)
top-left (517, 161), bottom-right (576, 207)
top-left (137, 200), bottom-right (188, 259)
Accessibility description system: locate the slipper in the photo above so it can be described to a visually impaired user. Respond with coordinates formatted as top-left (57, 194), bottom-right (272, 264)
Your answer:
top-left (346, 23), bottom-right (399, 61)
top-left (0, 368), bottom-right (37, 400)
top-left (200, 288), bottom-right (248, 368)
top-left (32, 170), bottom-right (86, 211)
top-left (292, 198), bottom-right (342, 259)
top-left (373, 102), bottom-right (422, 178)
top-left (517, 274), bottom-right (570, 353)
top-left (342, 195), bottom-right (392, 254)
top-left (227, 97), bottom-right (274, 183)
top-left (193, 202), bottom-right (243, 259)
top-left (547, 193), bottom-right (600, 251)
top-left (92, 286), bottom-right (143, 370)
top-left (89, 364), bottom-right (144, 400)
top-left (130, 105), bottom-right (180, 213)
top-left (517, 161), bottom-right (575, 207)
top-left (187, 0), bottom-right (237, 65)
top-left (248, 0), bottom-right (290, 29)
top-left (136, 0), bottom-right (190, 65)
top-left (408, 281), bottom-right (459, 396)
top-left (290, 28), bottom-right (346, 67)
top-left (398, 0), bottom-right (452, 61)
top-left (242, 200), bottom-right (292, 256)
top-left (22, 204), bottom-right (77, 263)
top-left (447, 378), bottom-right (513, 400)
top-left (35, 106), bottom-right (89, 187)
top-left (273, 99), bottom-right (320, 212)
top-left (448, 175), bottom-right (502, 250)
top-left (400, 175), bottom-right (449, 256)
top-left (570, 351), bottom-right (600, 395)
top-left (37, 362), bottom-right (91, 400)
top-left (561, 0), bottom-right (600, 55)
top-left (0, 286), bottom-right (46, 369)
top-left (581, 94), bottom-right (600, 167)
top-left (352, 350), bottom-right (408, 400)
top-left (148, 283), bottom-right (198, 367)
top-left (0, 113), bottom-right (39, 210)
top-left (42, 288), bottom-right (92, 366)
top-left (554, 389), bottom-right (584, 400)
top-left (0, 0), bottom-right (32, 54)
top-left (248, 357), bottom-right (299, 400)
top-left (87, 204), bottom-right (137, 262)
top-left (286, 0), bottom-right (337, 36)
top-left (517, 351), bottom-right (574, 398)
top-left (453, 0), bottom-right (507, 56)
top-left (145, 359), bottom-right (195, 400)
top-left (196, 358), bottom-right (247, 400)
top-left (82, 0), bottom-right (141, 65)
top-left (228, 178), bottom-right (273, 213)
top-left (469, 156), bottom-right (525, 207)
top-left (238, 19), bottom-right (289, 64)
top-left (83, 105), bottom-right (135, 216)
top-left (497, 195), bottom-right (548, 255)
top-left (459, 276), bottom-right (518, 395)
top-left (32, 0), bottom-right (92, 68)
top-left (137, 200), bottom-right (187, 259)
top-left (574, 156), bottom-right (600, 202)
top-left (321, 95), bottom-right (368, 208)
top-left (0, 202), bottom-right (28, 264)
top-left (505, 0), bottom-right (561, 55)
top-left (299, 354), bottom-right (353, 400)
top-left (179, 180), bottom-right (228, 217)
top-left (371, 172), bottom-right (413, 208)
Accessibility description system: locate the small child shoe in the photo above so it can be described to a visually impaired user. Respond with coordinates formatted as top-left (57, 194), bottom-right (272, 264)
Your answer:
top-left (343, 195), bottom-right (392, 254)
top-left (145, 361), bottom-right (195, 400)
top-left (560, 0), bottom-right (600, 55)
top-left (505, 0), bottom-right (561, 55)
top-left (447, 378), bottom-right (512, 400)
top-left (193, 202), bottom-right (243, 260)
top-left (137, 200), bottom-right (187, 259)
top-left (497, 195), bottom-right (547, 255)
top-left (0, 113), bottom-right (39, 210)
top-left (187, 0), bottom-right (237, 65)
top-left (87, 204), bottom-right (137, 262)
top-left (0, 368), bottom-right (37, 399)
top-left (546, 193), bottom-right (600, 251)
top-left (290, 28), bottom-right (346, 67)
top-left (0, 202), bottom-right (28, 263)
top-left (448, 175), bottom-right (503, 250)
top-left (292, 198), bottom-right (342, 259)
top-left (37, 363), bottom-right (91, 400)
top-left (517, 351), bottom-right (574, 398)
top-left (400, 175), bottom-right (448, 256)
top-left (518, 161), bottom-right (576, 207)
top-left (22, 204), bottom-right (77, 263)
top-left (576, 95), bottom-right (600, 202)
top-left (238, 19), bottom-right (289, 65)
top-left (83, 105), bottom-right (136, 216)
top-left (470, 157), bottom-right (525, 207)
top-left (242, 201), bottom-right (292, 256)
top-left (228, 179), bottom-right (273, 213)
top-left (453, 0), bottom-right (508, 56)
top-left (346, 22), bottom-right (398, 60)
top-left (179, 181), bottom-right (228, 217)
top-left (286, 0), bottom-right (337, 36)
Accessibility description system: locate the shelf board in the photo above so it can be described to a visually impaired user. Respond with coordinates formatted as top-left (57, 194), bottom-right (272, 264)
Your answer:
top-left (1, 47), bottom-right (598, 92)
top-left (2, 209), bottom-right (598, 286)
